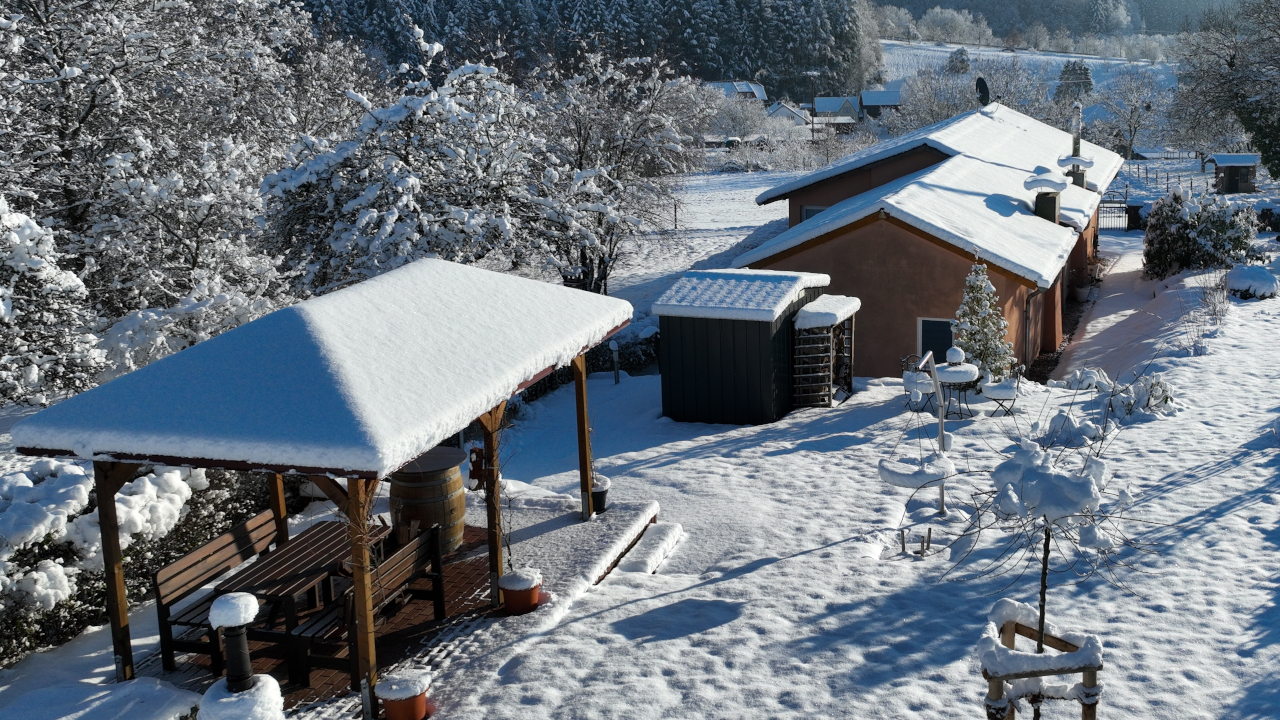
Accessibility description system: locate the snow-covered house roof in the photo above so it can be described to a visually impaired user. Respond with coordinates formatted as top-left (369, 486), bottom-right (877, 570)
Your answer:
top-left (13, 260), bottom-right (632, 478)
top-left (736, 106), bottom-right (1121, 289)
top-left (860, 90), bottom-right (902, 107)
top-left (813, 97), bottom-right (858, 115)
top-left (757, 103), bottom-right (1121, 206)
top-left (767, 101), bottom-right (810, 124)
top-left (709, 81), bottom-right (767, 101)
top-left (1210, 153), bottom-right (1260, 167)
top-left (652, 270), bottom-right (829, 322)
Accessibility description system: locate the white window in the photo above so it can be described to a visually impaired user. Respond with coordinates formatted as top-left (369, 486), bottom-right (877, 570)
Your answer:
top-left (917, 318), bottom-right (954, 362)
top-left (801, 206), bottom-right (830, 221)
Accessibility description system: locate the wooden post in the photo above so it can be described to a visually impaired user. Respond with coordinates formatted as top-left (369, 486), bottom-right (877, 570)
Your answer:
top-left (1081, 669), bottom-right (1098, 720)
top-left (1000, 621), bottom-right (1017, 719)
top-left (346, 478), bottom-right (378, 693)
top-left (478, 402), bottom-right (507, 607)
top-left (572, 354), bottom-right (594, 520)
top-left (269, 473), bottom-right (290, 545)
top-left (94, 461), bottom-right (140, 682)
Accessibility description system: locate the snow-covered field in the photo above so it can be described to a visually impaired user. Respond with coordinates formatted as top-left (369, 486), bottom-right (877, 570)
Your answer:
top-left (3, 171), bottom-right (1280, 719)
top-left (880, 40), bottom-right (1178, 91)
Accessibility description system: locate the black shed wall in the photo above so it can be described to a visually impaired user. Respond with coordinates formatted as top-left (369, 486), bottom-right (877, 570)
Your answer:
top-left (659, 287), bottom-right (822, 425)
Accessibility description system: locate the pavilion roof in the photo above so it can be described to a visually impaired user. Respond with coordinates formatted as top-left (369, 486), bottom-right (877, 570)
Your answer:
top-left (14, 260), bottom-right (632, 478)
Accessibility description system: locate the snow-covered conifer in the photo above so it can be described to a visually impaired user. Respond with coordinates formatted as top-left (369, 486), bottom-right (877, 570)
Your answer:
top-left (952, 263), bottom-right (1016, 381)
top-left (1143, 188), bottom-right (1262, 279)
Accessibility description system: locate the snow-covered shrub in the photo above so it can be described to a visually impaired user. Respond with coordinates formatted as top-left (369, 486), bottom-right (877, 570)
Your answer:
top-left (952, 263), bottom-right (1017, 381)
top-left (1107, 373), bottom-right (1177, 419)
top-left (0, 466), bottom-right (276, 668)
top-left (1035, 411), bottom-right (1102, 448)
top-left (0, 198), bottom-right (105, 406)
top-left (1225, 265), bottom-right (1280, 300)
top-left (1142, 188), bottom-right (1263, 279)
top-left (1050, 367), bottom-right (1113, 392)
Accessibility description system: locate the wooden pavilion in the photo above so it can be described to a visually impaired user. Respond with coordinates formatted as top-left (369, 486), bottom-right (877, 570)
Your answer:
top-left (11, 258), bottom-right (631, 701)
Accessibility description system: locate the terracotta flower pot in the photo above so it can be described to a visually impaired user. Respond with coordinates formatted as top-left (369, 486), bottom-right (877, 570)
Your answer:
top-left (503, 584), bottom-right (543, 616)
top-left (382, 693), bottom-right (430, 720)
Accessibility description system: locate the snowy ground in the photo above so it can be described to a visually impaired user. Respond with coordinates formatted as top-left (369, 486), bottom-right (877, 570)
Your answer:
top-left (420, 229), bottom-right (1280, 719)
top-left (880, 40), bottom-right (1177, 91)
top-left (1112, 156), bottom-right (1277, 208)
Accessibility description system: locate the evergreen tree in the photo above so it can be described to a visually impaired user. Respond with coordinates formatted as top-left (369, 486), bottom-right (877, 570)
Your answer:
top-left (952, 263), bottom-right (1016, 381)
top-left (945, 47), bottom-right (971, 74)
top-left (1055, 60), bottom-right (1094, 103)
top-left (1142, 189), bottom-right (1263, 279)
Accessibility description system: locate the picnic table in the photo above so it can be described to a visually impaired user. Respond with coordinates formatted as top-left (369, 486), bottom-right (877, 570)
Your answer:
top-left (217, 520), bottom-right (391, 636)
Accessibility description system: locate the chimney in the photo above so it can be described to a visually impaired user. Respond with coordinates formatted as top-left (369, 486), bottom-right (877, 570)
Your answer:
top-left (1067, 102), bottom-right (1086, 188)
top-left (1034, 192), bottom-right (1061, 224)
top-left (1024, 170), bottom-right (1069, 224)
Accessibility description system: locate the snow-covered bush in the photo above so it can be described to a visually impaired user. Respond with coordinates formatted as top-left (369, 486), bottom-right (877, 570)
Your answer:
top-left (0, 198), bottom-right (104, 406)
top-left (1225, 265), bottom-right (1280, 300)
top-left (1107, 373), bottom-right (1177, 419)
top-left (952, 263), bottom-right (1017, 381)
top-left (0, 465), bottom-right (278, 668)
top-left (1142, 188), bottom-right (1263, 279)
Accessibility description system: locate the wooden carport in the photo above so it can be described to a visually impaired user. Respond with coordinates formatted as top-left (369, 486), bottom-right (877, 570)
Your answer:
top-left (11, 259), bottom-right (631, 702)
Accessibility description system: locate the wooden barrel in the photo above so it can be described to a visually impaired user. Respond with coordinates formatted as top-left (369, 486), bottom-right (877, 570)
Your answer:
top-left (389, 447), bottom-right (468, 553)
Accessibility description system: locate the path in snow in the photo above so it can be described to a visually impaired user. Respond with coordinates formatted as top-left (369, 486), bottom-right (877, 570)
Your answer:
top-left (1055, 230), bottom-right (1153, 379)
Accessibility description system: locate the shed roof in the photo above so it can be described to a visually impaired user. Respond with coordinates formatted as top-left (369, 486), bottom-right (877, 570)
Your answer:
top-left (709, 81), bottom-right (767, 100)
top-left (651, 270), bottom-right (829, 322)
top-left (13, 259), bottom-right (632, 478)
top-left (814, 97), bottom-right (858, 114)
top-left (795, 295), bottom-right (861, 329)
top-left (1210, 153), bottom-right (1260, 167)
top-left (756, 103), bottom-right (1121, 206)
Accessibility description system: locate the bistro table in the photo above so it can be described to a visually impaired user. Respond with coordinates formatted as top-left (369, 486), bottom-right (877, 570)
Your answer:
top-left (935, 362), bottom-right (980, 420)
top-left (215, 520), bottom-right (391, 638)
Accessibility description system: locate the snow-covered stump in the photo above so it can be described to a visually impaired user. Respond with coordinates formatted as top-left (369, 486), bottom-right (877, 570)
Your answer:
top-left (978, 600), bottom-right (1103, 720)
top-left (201, 593), bottom-right (284, 720)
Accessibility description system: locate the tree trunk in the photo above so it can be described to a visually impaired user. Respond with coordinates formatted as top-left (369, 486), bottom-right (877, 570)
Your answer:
top-left (1033, 521), bottom-right (1051, 720)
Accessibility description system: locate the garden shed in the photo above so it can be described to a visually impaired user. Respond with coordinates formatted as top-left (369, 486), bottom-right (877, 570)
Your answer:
top-left (1210, 153), bottom-right (1260, 194)
top-left (652, 269), bottom-right (829, 425)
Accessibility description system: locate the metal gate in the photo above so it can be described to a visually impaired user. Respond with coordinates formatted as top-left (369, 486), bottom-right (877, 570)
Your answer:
top-left (1098, 202), bottom-right (1128, 230)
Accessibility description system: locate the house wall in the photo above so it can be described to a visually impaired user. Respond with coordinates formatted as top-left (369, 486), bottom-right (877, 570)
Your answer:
top-left (1067, 209), bottom-right (1099, 281)
top-left (748, 218), bottom-right (1039, 378)
top-left (784, 146), bottom-right (949, 227)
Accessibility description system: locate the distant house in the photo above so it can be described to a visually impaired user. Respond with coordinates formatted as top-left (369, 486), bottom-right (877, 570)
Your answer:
top-left (767, 101), bottom-right (810, 126)
top-left (709, 81), bottom-right (768, 101)
top-left (859, 89), bottom-right (902, 118)
top-left (813, 96), bottom-right (858, 118)
top-left (734, 104), bottom-right (1123, 378)
top-left (1209, 154), bottom-right (1260, 194)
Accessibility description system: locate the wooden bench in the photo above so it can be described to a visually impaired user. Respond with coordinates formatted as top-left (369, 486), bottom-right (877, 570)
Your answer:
top-left (154, 509), bottom-right (278, 673)
top-left (288, 525), bottom-right (446, 688)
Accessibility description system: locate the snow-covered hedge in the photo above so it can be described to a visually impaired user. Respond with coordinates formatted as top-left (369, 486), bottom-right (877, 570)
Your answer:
top-left (0, 464), bottom-right (284, 668)
top-left (1142, 188), bottom-right (1262, 280)
top-left (1225, 265), bottom-right (1280, 300)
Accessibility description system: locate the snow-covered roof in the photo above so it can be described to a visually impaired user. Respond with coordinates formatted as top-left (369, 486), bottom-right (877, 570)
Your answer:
top-left (739, 105), bottom-right (1122, 289)
top-left (13, 260), bottom-right (632, 478)
top-left (652, 270), bottom-right (829, 322)
top-left (767, 102), bottom-right (808, 119)
top-left (1210, 153), bottom-right (1260, 167)
top-left (757, 104), bottom-right (1121, 206)
top-left (709, 81), bottom-right (767, 100)
top-left (860, 90), bottom-right (902, 107)
top-left (813, 97), bottom-right (858, 114)
top-left (795, 295), bottom-right (861, 329)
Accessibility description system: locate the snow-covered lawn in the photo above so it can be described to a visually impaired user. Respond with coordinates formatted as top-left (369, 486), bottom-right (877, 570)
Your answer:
top-left (422, 229), bottom-right (1280, 719)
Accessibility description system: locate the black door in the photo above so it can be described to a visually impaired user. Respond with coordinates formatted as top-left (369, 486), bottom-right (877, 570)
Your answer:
top-left (920, 319), bottom-right (953, 364)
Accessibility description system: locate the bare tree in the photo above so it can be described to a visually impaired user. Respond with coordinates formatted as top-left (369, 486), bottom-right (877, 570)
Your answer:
top-left (1096, 65), bottom-right (1166, 158)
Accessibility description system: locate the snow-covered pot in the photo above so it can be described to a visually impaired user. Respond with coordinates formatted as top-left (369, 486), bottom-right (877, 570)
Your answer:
top-left (591, 475), bottom-right (611, 513)
top-left (1072, 284), bottom-right (1090, 302)
top-left (377, 672), bottom-right (434, 720)
top-left (498, 568), bottom-right (543, 615)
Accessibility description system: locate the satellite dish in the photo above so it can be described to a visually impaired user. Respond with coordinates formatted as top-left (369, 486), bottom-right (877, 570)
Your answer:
top-left (976, 77), bottom-right (990, 106)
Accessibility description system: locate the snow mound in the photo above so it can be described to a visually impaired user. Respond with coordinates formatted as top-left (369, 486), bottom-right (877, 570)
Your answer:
top-left (498, 568), bottom-right (543, 591)
top-left (3, 677), bottom-right (200, 720)
top-left (1038, 410), bottom-right (1101, 447)
top-left (617, 522), bottom-right (683, 574)
top-left (1226, 265), bottom-right (1279, 299)
top-left (990, 443), bottom-right (1102, 523)
top-left (210, 592), bottom-right (260, 629)
top-left (981, 378), bottom-right (1018, 400)
top-left (935, 363), bottom-right (979, 383)
top-left (1051, 367), bottom-right (1113, 392)
top-left (878, 454), bottom-right (955, 489)
top-left (376, 671), bottom-right (432, 700)
top-left (200, 675), bottom-right (284, 720)
top-left (1023, 172), bottom-right (1069, 193)
top-left (945, 347), bottom-right (965, 364)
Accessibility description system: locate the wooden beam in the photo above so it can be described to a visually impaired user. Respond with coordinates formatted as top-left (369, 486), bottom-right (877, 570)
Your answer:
top-left (572, 354), bottom-right (594, 521)
top-left (94, 461), bottom-right (141, 682)
top-left (15, 448), bottom-right (381, 479)
top-left (478, 402), bottom-right (507, 607)
top-left (1011, 622), bottom-right (1080, 654)
top-left (345, 477), bottom-right (378, 693)
top-left (308, 475), bottom-right (349, 514)
top-left (1081, 669), bottom-right (1098, 720)
top-left (268, 474), bottom-right (289, 545)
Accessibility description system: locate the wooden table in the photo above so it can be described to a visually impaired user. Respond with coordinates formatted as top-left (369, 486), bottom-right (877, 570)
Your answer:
top-left (217, 521), bottom-right (391, 636)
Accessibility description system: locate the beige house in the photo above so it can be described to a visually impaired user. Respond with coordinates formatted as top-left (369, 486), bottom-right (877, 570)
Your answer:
top-left (735, 104), bottom-right (1123, 378)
